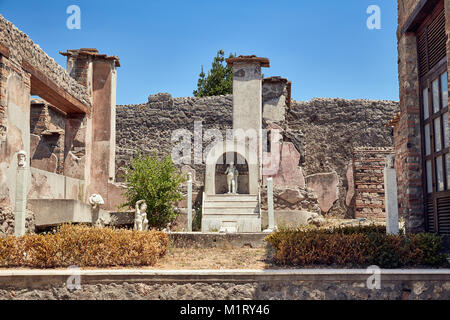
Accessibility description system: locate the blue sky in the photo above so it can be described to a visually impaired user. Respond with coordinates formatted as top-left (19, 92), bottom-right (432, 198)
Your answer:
top-left (0, 0), bottom-right (398, 105)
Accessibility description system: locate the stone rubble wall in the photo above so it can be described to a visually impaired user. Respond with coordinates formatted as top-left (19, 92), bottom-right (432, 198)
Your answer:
top-left (0, 206), bottom-right (35, 236)
top-left (277, 98), bottom-right (398, 216)
top-left (0, 274), bottom-right (448, 300)
top-left (395, 0), bottom-right (427, 233)
top-left (116, 93), bottom-right (233, 183)
top-left (0, 14), bottom-right (90, 107)
top-left (116, 95), bottom-right (399, 217)
top-left (398, 0), bottom-right (421, 32)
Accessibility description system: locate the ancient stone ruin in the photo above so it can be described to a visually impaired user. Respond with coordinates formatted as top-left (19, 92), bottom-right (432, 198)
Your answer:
top-left (0, 13), bottom-right (399, 235)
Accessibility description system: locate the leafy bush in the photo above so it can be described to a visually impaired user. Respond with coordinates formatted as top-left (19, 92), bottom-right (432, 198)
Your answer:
top-left (121, 152), bottom-right (185, 229)
top-left (0, 225), bottom-right (168, 268)
top-left (266, 225), bottom-right (448, 268)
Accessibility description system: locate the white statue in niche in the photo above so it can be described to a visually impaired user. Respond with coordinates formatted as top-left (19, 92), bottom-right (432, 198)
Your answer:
top-left (225, 162), bottom-right (239, 194)
top-left (17, 150), bottom-right (27, 168)
top-left (134, 200), bottom-right (149, 231)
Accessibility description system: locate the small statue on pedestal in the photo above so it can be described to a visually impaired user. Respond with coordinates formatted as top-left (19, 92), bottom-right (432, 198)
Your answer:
top-left (17, 150), bottom-right (27, 168)
top-left (89, 194), bottom-right (105, 228)
top-left (134, 200), bottom-right (149, 231)
top-left (225, 162), bottom-right (239, 194)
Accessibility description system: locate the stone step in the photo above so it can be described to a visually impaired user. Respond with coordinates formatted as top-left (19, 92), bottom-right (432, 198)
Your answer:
top-left (203, 207), bottom-right (259, 215)
top-left (206, 194), bottom-right (258, 202)
top-left (204, 201), bottom-right (258, 208)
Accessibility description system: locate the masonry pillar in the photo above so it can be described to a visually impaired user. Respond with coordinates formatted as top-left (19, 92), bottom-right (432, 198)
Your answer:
top-left (0, 53), bottom-right (31, 208)
top-left (90, 55), bottom-right (118, 198)
top-left (61, 49), bottom-right (120, 206)
top-left (61, 49), bottom-right (93, 182)
top-left (264, 177), bottom-right (276, 233)
top-left (14, 151), bottom-right (28, 236)
top-left (187, 172), bottom-right (193, 232)
top-left (384, 155), bottom-right (399, 235)
top-left (226, 56), bottom-right (270, 184)
top-left (396, 32), bottom-right (424, 234)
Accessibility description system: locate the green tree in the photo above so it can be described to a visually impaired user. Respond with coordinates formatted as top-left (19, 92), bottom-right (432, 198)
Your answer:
top-left (193, 49), bottom-right (235, 97)
top-left (120, 152), bottom-right (186, 229)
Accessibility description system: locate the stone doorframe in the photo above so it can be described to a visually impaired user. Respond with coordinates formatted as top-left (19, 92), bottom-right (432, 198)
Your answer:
top-left (205, 141), bottom-right (259, 195)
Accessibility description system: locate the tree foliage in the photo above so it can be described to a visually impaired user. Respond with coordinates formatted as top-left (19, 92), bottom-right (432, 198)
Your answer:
top-left (120, 152), bottom-right (185, 229)
top-left (193, 49), bottom-right (235, 97)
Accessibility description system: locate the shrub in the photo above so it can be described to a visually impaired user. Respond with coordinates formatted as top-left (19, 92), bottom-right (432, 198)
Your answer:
top-left (120, 152), bottom-right (185, 229)
top-left (266, 225), bottom-right (448, 268)
top-left (193, 49), bottom-right (235, 97)
top-left (193, 207), bottom-right (202, 232)
top-left (0, 225), bottom-right (168, 268)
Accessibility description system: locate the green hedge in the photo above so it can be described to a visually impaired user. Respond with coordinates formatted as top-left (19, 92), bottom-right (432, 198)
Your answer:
top-left (266, 225), bottom-right (448, 268)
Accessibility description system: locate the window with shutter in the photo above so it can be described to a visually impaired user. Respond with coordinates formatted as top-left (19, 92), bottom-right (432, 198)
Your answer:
top-left (417, 0), bottom-right (450, 235)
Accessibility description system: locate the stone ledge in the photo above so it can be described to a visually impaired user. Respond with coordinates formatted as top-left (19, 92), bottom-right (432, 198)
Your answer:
top-left (168, 232), bottom-right (269, 249)
top-left (0, 269), bottom-right (449, 300)
top-left (0, 269), bottom-right (449, 284)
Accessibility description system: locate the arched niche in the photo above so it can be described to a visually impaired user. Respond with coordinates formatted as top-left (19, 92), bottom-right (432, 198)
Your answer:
top-left (205, 141), bottom-right (259, 195)
top-left (215, 152), bottom-right (249, 194)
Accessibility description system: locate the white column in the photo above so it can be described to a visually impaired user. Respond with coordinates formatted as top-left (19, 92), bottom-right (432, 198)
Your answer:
top-left (264, 177), bottom-right (276, 233)
top-left (14, 151), bottom-right (28, 236)
top-left (384, 155), bottom-right (399, 235)
top-left (187, 173), bottom-right (193, 232)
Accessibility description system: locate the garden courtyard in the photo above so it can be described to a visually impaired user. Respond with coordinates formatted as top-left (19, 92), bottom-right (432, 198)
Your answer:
top-left (1, 0), bottom-right (450, 302)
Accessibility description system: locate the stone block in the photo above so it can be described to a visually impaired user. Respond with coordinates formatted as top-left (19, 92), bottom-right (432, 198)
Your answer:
top-left (306, 172), bottom-right (339, 213)
top-left (29, 199), bottom-right (109, 228)
top-left (277, 188), bottom-right (305, 205)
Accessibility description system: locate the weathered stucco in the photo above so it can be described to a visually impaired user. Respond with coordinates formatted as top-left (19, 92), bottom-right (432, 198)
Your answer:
top-left (0, 56), bottom-right (30, 207)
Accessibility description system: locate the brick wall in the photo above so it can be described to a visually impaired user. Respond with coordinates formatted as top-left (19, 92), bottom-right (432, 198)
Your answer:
top-left (353, 147), bottom-right (393, 219)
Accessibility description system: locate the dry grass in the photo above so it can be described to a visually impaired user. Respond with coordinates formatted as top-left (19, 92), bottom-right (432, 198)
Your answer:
top-left (151, 247), bottom-right (277, 270)
top-left (0, 225), bottom-right (168, 268)
top-left (0, 247), bottom-right (277, 271)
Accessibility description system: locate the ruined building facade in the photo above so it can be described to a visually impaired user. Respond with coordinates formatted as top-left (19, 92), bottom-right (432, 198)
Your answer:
top-left (392, 0), bottom-right (450, 238)
top-left (0, 15), bottom-right (122, 233)
top-left (0, 13), bottom-right (400, 234)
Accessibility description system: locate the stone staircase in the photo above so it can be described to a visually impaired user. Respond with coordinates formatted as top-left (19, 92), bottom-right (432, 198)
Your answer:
top-left (203, 194), bottom-right (259, 215)
top-left (202, 194), bottom-right (261, 232)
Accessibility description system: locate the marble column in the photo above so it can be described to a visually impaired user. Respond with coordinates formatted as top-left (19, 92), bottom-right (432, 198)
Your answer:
top-left (187, 173), bottom-right (193, 232)
top-left (14, 151), bottom-right (28, 236)
top-left (384, 155), bottom-right (399, 235)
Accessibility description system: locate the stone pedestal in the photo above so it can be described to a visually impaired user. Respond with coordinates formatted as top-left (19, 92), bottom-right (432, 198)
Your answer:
top-left (264, 178), bottom-right (276, 232)
top-left (187, 174), bottom-right (193, 232)
top-left (14, 166), bottom-right (28, 236)
top-left (384, 163), bottom-right (399, 235)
